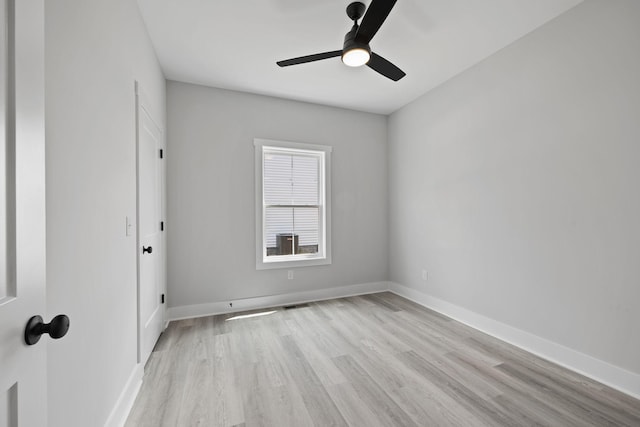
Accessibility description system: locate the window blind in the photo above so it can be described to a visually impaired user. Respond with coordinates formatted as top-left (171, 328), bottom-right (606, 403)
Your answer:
top-left (263, 151), bottom-right (320, 252)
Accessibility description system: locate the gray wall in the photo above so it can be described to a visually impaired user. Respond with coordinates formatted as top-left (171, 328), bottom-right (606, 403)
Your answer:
top-left (45, 0), bottom-right (165, 425)
top-left (388, 0), bottom-right (640, 374)
top-left (166, 82), bottom-right (388, 307)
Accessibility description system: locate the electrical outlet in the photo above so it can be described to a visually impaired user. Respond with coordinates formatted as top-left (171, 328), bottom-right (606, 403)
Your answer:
top-left (421, 269), bottom-right (428, 281)
top-left (288, 270), bottom-right (294, 280)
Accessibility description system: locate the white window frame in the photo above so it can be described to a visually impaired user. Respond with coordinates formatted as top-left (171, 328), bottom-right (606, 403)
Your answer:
top-left (254, 138), bottom-right (332, 270)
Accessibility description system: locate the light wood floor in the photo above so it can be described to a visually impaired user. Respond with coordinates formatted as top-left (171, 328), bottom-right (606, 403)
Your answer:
top-left (125, 292), bottom-right (640, 426)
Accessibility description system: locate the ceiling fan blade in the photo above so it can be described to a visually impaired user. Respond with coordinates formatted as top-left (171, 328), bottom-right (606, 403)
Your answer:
top-left (355, 0), bottom-right (398, 44)
top-left (367, 52), bottom-right (406, 81)
top-left (277, 50), bottom-right (342, 67)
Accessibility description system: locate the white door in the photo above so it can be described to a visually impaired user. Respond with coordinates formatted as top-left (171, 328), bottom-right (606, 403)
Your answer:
top-left (0, 0), bottom-right (48, 426)
top-left (136, 83), bottom-right (164, 366)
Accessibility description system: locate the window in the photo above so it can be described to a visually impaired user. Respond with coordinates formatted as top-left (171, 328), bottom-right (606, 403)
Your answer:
top-left (255, 139), bottom-right (331, 269)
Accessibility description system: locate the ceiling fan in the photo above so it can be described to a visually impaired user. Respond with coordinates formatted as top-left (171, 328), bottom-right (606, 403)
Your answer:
top-left (276, 0), bottom-right (406, 81)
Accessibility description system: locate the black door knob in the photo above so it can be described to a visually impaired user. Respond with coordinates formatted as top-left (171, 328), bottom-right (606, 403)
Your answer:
top-left (142, 246), bottom-right (153, 254)
top-left (24, 314), bottom-right (70, 345)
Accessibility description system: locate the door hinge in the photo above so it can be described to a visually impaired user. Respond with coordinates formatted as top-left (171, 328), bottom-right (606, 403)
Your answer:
top-left (160, 221), bottom-right (164, 231)
top-left (161, 294), bottom-right (165, 304)
top-left (159, 148), bottom-right (164, 159)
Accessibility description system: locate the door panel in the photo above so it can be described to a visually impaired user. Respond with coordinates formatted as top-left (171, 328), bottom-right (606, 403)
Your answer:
top-left (0, 384), bottom-right (17, 427)
top-left (0, 0), bottom-right (47, 425)
top-left (136, 84), bottom-right (164, 365)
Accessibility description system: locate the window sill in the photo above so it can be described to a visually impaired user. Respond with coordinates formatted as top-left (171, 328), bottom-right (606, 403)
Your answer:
top-left (256, 255), bottom-right (331, 270)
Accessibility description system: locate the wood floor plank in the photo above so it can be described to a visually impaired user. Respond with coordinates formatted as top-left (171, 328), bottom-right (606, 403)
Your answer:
top-left (279, 335), bottom-right (348, 426)
top-left (343, 339), bottom-right (485, 426)
top-left (333, 354), bottom-right (420, 427)
top-left (246, 321), bottom-right (290, 388)
top-left (396, 350), bottom-right (520, 426)
top-left (293, 304), bottom-right (355, 358)
top-left (360, 293), bottom-right (403, 312)
top-left (284, 317), bottom-right (347, 387)
top-left (325, 299), bottom-right (413, 356)
top-left (326, 382), bottom-right (386, 427)
top-left (497, 361), bottom-right (640, 426)
top-left (125, 293), bottom-right (640, 427)
top-left (445, 351), bottom-right (588, 427)
top-left (208, 333), bottom-right (245, 427)
top-left (391, 385), bottom-right (489, 427)
top-left (236, 362), bottom-right (315, 427)
top-left (176, 358), bottom-right (216, 424)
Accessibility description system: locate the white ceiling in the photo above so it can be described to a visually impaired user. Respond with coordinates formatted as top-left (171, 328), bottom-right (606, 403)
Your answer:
top-left (137, 0), bottom-right (582, 115)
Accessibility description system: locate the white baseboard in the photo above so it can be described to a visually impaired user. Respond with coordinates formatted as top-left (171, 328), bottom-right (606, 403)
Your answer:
top-left (389, 282), bottom-right (640, 400)
top-left (104, 363), bottom-right (143, 427)
top-left (167, 281), bottom-right (389, 321)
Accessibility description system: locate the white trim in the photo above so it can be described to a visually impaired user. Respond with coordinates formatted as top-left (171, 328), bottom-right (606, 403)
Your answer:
top-left (254, 138), bottom-right (333, 153)
top-left (254, 138), bottom-right (332, 270)
top-left (166, 281), bottom-right (389, 321)
top-left (103, 363), bottom-right (144, 427)
top-left (389, 282), bottom-right (640, 400)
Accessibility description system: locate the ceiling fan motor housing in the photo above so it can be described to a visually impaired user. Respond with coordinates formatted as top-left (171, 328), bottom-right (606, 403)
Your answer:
top-left (343, 25), bottom-right (371, 57)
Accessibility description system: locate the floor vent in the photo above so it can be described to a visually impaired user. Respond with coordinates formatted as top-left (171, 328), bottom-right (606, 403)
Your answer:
top-left (283, 303), bottom-right (309, 310)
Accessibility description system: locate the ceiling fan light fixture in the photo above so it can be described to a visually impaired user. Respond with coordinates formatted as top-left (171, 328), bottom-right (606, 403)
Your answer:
top-left (342, 47), bottom-right (370, 67)
top-left (276, 1), bottom-right (405, 81)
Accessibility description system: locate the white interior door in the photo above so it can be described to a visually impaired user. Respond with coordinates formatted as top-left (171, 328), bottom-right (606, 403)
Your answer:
top-left (0, 0), bottom-right (47, 426)
top-left (136, 83), bottom-right (164, 366)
